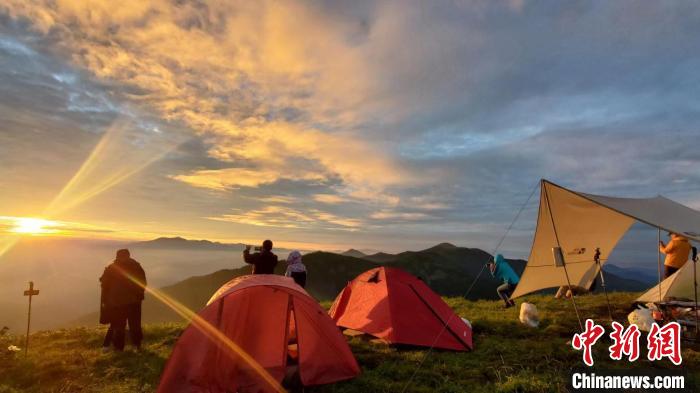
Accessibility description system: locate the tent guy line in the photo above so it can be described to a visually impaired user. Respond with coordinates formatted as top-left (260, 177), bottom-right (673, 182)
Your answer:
top-left (399, 180), bottom-right (540, 393)
top-left (527, 258), bottom-right (608, 268)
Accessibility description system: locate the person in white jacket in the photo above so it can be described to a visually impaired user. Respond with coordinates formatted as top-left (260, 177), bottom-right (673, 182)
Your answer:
top-left (285, 250), bottom-right (307, 288)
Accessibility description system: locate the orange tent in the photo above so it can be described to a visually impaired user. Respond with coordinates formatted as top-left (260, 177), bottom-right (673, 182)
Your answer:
top-left (158, 275), bottom-right (360, 393)
top-left (329, 267), bottom-right (473, 351)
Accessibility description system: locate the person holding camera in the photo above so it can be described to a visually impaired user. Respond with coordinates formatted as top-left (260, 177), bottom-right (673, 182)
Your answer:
top-left (659, 232), bottom-right (691, 278)
top-left (243, 239), bottom-right (278, 274)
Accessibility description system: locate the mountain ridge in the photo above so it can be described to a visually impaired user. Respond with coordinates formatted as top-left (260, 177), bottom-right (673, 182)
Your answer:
top-left (340, 249), bottom-right (367, 258)
top-left (71, 244), bottom-right (649, 327)
top-left (130, 236), bottom-right (246, 251)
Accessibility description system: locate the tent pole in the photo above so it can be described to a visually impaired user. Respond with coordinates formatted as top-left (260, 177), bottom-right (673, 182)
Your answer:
top-left (693, 248), bottom-right (698, 338)
top-left (658, 228), bottom-right (662, 303)
top-left (543, 181), bottom-right (583, 331)
top-left (595, 248), bottom-right (614, 321)
top-left (562, 261), bottom-right (584, 331)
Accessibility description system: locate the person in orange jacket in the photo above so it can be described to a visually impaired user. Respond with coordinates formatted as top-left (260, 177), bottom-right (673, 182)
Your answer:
top-left (659, 232), bottom-right (691, 278)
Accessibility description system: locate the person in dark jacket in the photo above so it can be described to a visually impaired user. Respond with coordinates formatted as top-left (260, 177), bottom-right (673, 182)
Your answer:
top-left (100, 249), bottom-right (147, 351)
top-left (243, 240), bottom-right (278, 274)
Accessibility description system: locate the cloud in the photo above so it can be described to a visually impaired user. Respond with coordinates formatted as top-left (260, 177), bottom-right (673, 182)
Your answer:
top-left (1, 0), bottom-right (418, 201)
top-left (257, 196), bottom-right (298, 205)
top-left (208, 205), bottom-right (363, 231)
top-left (173, 167), bottom-right (326, 191)
top-left (2, 0), bottom-right (700, 253)
top-left (313, 194), bottom-right (347, 205)
top-left (369, 211), bottom-right (431, 221)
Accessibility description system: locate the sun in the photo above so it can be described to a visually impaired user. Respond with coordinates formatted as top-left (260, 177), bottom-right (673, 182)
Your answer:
top-left (10, 217), bottom-right (60, 235)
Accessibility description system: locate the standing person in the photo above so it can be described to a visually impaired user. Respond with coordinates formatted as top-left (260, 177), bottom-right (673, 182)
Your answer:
top-left (243, 239), bottom-right (278, 274)
top-left (99, 282), bottom-right (115, 351)
top-left (660, 232), bottom-right (692, 278)
top-left (285, 250), bottom-right (307, 288)
top-left (100, 249), bottom-right (147, 351)
top-left (488, 254), bottom-right (520, 308)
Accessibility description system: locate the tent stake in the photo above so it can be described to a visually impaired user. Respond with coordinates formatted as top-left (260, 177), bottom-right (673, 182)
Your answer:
top-left (595, 248), bottom-right (613, 321)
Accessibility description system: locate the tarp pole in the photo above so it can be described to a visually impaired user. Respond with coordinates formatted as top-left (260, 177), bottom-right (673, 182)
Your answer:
top-left (561, 260), bottom-right (584, 331)
top-left (693, 247), bottom-right (698, 338)
top-left (543, 181), bottom-right (583, 331)
top-left (595, 248), bottom-right (613, 321)
top-left (658, 228), bottom-right (662, 303)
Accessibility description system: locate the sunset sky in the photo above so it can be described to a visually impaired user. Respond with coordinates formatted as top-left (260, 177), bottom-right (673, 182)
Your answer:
top-left (1, 1), bottom-right (699, 253)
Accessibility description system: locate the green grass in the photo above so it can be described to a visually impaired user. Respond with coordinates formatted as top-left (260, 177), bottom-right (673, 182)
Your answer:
top-left (1, 293), bottom-right (698, 392)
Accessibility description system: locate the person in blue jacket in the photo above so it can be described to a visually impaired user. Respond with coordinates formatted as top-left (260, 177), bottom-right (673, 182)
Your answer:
top-left (488, 254), bottom-right (520, 308)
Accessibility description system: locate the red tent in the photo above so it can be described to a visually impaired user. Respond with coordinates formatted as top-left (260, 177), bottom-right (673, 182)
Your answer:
top-left (329, 267), bottom-right (473, 351)
top-left (158, 275), bottom-right (360, 393)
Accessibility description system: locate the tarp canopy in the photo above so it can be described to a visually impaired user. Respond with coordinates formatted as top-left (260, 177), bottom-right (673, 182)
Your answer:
top-left (637, 260), bottom-right (699, 303)
top-left (512, 180), bottom-right (700, 299)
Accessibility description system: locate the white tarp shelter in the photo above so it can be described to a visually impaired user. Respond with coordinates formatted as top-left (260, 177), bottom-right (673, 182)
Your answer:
top-left (512, 180), bottom-right (700, 299)
top-left (637, 260), bottom-right (699, 303)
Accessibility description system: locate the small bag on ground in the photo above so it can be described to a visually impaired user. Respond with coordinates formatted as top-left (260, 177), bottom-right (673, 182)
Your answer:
top-left (628, 306), bottom-right (654, 332)
top-left (519, 302), bottom-right (540, 328)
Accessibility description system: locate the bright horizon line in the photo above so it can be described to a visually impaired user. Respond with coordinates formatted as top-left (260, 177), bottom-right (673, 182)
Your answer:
top-left (0, 223), bottom-right (473, 255)
top-left (0, 232), bottom-right (459, 254)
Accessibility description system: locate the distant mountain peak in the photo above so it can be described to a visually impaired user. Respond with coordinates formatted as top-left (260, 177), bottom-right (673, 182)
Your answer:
top-left (341, 249), bottom-right (367, 258)
top-left (131, 236), bottom-right (243, 251)
top-left (154, 236), bottom-right (190, 243)
top-left (426, 242), bottom-right (458, 251)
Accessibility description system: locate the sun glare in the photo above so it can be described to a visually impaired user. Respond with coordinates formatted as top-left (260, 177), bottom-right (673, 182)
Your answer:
top-left (10, 217), bottom-right (59, 235)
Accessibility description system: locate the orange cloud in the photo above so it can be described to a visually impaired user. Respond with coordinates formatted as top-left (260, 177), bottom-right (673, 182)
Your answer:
top-left (313, 194), bottom-right (347, 204)
top-left (208, 206), bottom-right (363, 231)
top-left (2, 0), bottom-right (419, 207)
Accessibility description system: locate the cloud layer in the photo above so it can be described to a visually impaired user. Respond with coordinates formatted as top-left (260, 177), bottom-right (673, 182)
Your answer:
top-left (2, 1), bottom-right (700, 254)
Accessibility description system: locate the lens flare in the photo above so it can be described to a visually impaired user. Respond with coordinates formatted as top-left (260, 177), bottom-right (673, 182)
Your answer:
top-left (44, 118), bottom-right (185, 217)
top-left (0, 237), bottom-right (20, 259)
top-left (111, 264), bottom-right (285, 392)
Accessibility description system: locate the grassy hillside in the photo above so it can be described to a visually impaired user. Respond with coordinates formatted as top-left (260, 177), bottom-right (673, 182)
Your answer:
top-left (1, 293), bottom-right (698, 392)
top-left (382, 243), bottom-right (524, 298)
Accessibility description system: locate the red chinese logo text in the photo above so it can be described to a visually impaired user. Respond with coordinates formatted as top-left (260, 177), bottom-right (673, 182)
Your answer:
top-left (608, 321), bottom-right (640, 362)
top-left (647, 322), bottom-right (682, 365)
top-left (572, 319), bottom-right (605, 366)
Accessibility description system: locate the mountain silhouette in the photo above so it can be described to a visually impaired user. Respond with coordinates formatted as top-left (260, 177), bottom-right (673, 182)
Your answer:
top-left (340, 249), bottom-right (367, 258)
top-left (131, 237), bottom-right (246, 251)
top-left (72, 244), bottom-right (649, 326)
